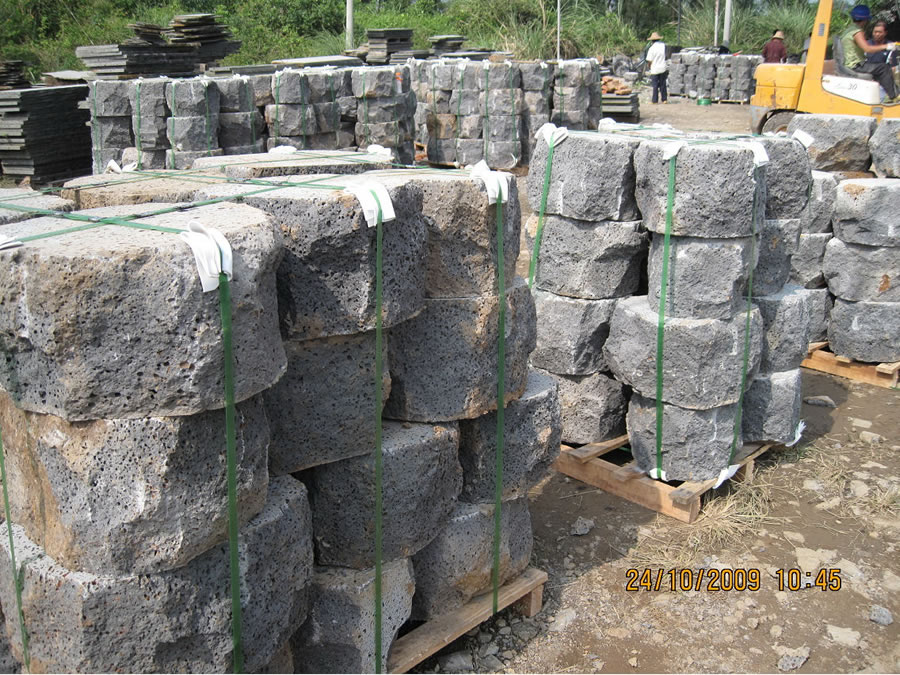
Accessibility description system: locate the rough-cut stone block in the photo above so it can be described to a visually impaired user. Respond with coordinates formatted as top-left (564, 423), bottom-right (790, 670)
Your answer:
top-left (305, 67), bottom-right (352, 102)
top-left (0, 189), bottom-right (73, 225)
top-left (755, 284), bottom-right (811, 372)
top-left (456, 138), bottom-right (484, 165)
top-left (92, 115), bottom-right (133, 147)
top-left (352, 66), bottom-right (404, 98)
top-left (310, 422), bottom-right (461, 568)
top-left (214, 76), bottom-right (254, 112)
top-left (265, 332), bottom-right (388, 474)
top-left (824, 237), bottom-right (900, 302)
top-left (869, 118), bottom-right (900, 178)
top-left (484, 114), bottom-right (523, 142)
top-left (648, 234), bottom-right (756, 320)
top-left (458, 369), bottom-right (561, 502)
top-left (88, 80), bottom-right (133, 116)
top-left (167, 114), bottom-right (220, 152)
top-left (165, 78), bottom-right (220, 116)
top-left (484, 141), bottom-right (522, 169)
top-left (0, 391), bottom-right (268, 575)
top-left (786, 114), bottom-right (876, 171)
top-left (195, 175), bottom-right (426, 339)
top-left (384, 278), bottom-right (536, 422)
top-left (0, 202), bottom-right (285, 420)
top-left (757, 136), bottom-right (811, 219)
top-left (129, 77), bottom-right (169, 118)
top-left (828, 298), bottom-right (900, 363)
top-left (219, 111), bottom-right (265, 147)
top-left (534, 216), bottom-right (647, 299)
top-left (527, 132), bottom-right (641, 221)
top-left (193, 149), bottom-right (391, 179)
top-left (532, 290), bottom-right (617, 375)
top-left (223, 140), bottom-right (268, 155)
top-left (634, 139), bottom-right (765, 238)
top-left (411, 499), bottom-right (532, 621)
top-left (0, 477), bottom-right (312, 673)
top-left (833, 179), bottom-right (900, 247)
top-left (426, 138), bottom-right (456, 164)
top-left (272, 70), bottom-right (310, 104)
top-left (60, 172), bottom-right (216, 208)
top-left (537, 369), bottom-right (626, 445)
top-left (291, 559), bottom-right (414, 674)
top-left (0, 615), bottom-right (17, 674)
top-left (248, 73), bottom-right (275, 106)
top-left (520, 62), bottom-right (554, 91)
top-left (790, 233), bottom-right (832, 288)
top-left (805, 170), bottom-right (836, 233)
top-left (754, 218), bottom-right (802, 296)
top-left (742, 369), bottom-right (802, 444)
top-left (523, 91), bottom-right (550, 114)
top-left (605, 295), bottom-right (763, 410)
top-left (165, 147), bottom-right (224, 169)
top-left (627, 393), bottom-right (739, 481)
top-left (122, 146), bottom-right (168, 169)
top-left (132, 114), bottom-right (169, 149)
top-left (264, 103), bottom-right (318, 136)
top-left (800, 287), bottom-right (833, 342)
top-left (554, 60), bottom-right (593, 87)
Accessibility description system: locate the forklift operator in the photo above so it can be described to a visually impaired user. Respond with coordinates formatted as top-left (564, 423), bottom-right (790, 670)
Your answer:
top-left (842, 4), bottom-right (898, 101)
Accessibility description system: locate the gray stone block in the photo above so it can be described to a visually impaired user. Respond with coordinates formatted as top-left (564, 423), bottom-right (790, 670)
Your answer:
top-left (127, 78), bottom-right (169, 118)
top-left (755, 284), bottom-right (812, 372)
top-left (523, 91), bottom-right (550, 115)
top-left (458, 369), bottom-right (561, 502)
top-left (424, 62), bottom-right (457, 90)
top-left (627, 392), bottom-right (740, 481)
top-left (265, 103), bottom-right (318, 137)
top-left (92, 115), bottom-right (133, 148)
top-left (833, 178), bottom-right (900, 247)
top-left (0, 188), bottom-right (73, 225)
top-left (305, 67), bottom-right (352, 102)
top-left (805, 170), bottom-right (836, 233)
top-left (757, 136), bottom-right (811, 219)
top-left (355, 120), bottom-right (413, 146)
top-left (88, 80), bottom-right (133, 116)
top-left (359, 95), bottom-right (414, 125)
top-left (265, 332), bottom-right (388, 474)
top-left (0, 611), bottom-right (17, 674)
top-left (554, 60), bottom-right (594, 87)
top-left (549, 110), bottom-right (585, 127)
top-left (310, 421), bottom-right (462, 568)
top-left (634, 139), bottom-right (765, 238)
top-left (352, 66), bottom-right (403, 98)
top-left (754, 218), bottom-right (802, 297)
top-left (604, 295), bottom-right (763, 410)
top-left (485, 141), bottom-right (522, 169)
top-left (448, 89), bottom-right (482, 116)
top-left (786, 113), bottom-right (876, 172)
top-left (532, 290), bottom-right (617, 375)
top-left (519, 62), bottom-right (554, 91)
top-left (167, 114), bottom-right (220, 152)
top-left (60, 172), bottom-right (214, 208)
top-left (214, 76), bottom-right (254, 112)
top-left (427, 138), bottom-right (457, 164)
top-left (0, 202), bottom-right (285, 420)
top-left (426, 111), bottom-right (457, 139)
top-left (790, 232), bottom-right (832, 288)
top-left (311, 101), bottom-right (342, 132)
top-left (203, 149), bottom-right (390, 179)
top-left (132, 114), bottom-right (169, 149)
top-left (828, 298), bottom-right (900, 362)
top-left (457, 113), bottom-right (483, 139)
top-left (0, 476), bottom-right (313, 673)
top-left (537, 369), bottom-right (626, 445)
top-left (219, 111), bottom-right (265, 147)
top-left (648, 234), bottom-right (756, 320)
top-left (800, 287), bottom-right (833, 342)
top-left (90, 148), bottom-right (122, 174)
top-left (824, 237), bottom-right (900, 302)
top-left (533, 216), bottom-right (647, 299)
top-left (121, 146), bottom-right (167, 169)
top-left (456, 138), bottom-right (484, 165)
top-left (411, 498), bottom-right (532, 621)
top-left (248, 73), bottom-right (275, 106)
top-left (526, 132), bottom-right (641, 221)
top-left (194, 176), bottom-right (426, 339)
top-left (384, 278), bottom-right (536, 422)
top-left (166, 147), bottom-right (224, 169)
top-left (272, 69), bottom-right (310, 104)
top-left (0, 391), bottom-right (268, 575)
top-left (742, 369), bottom-right (802, 445)
top-left (165, 78), bottom-right (221, 117)
top-left (552, 85), bottom-right (590, 111)
top-left (485, 114), bottom-right (523, 142)
top-left (869, 118), bottom-right (900, 178)
top-left (291, 559), bottom-right (414, 674)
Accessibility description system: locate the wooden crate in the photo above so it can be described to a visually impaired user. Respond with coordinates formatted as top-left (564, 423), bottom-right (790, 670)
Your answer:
top-left (553, 435), bottom-right (774, 524)
top-left (802, 341), bottom-right (900, 390)
top-left (387, 567), bottom-right (547, 674)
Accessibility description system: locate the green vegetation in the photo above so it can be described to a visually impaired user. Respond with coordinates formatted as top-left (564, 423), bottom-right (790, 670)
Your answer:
top-left (1, 0), bottom-right (895, 81)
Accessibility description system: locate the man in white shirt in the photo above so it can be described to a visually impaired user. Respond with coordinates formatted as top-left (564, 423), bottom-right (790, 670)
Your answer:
top-left (646, 32), bottom-right (668, 103)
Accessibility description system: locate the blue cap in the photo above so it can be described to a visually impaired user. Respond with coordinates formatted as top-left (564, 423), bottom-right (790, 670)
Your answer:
top-left (850, 4), bottom-right (871, 21)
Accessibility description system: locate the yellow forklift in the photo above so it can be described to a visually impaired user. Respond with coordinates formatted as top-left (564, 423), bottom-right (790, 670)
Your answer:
top-left (749, 0), bottom-right (900, 133)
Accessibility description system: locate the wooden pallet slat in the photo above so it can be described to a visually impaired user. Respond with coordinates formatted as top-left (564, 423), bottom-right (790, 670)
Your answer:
top-left (801, 341), bottom-right (900, 389)
top-left (387, 567), bottom-right (547, 674)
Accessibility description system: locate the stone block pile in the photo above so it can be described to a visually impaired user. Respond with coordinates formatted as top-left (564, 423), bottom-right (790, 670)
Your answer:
top-left (87, 80), bottom-right (135, 173)
top-left (215, 74), bottom-right (266, 155)
top-left (129, 77), bottom-right (171, 169)
top-left (667, 53), bottom-right (762, 102)
top-left (166, 77), bottom-right (223, 169)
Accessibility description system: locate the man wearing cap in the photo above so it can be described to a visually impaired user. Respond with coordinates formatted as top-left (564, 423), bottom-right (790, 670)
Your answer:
top-left (762, 30), bottom-right (788, 63)
top-left (841, 4), bottom-right (898, 101)
top-left (646, 32), bottom-right (668, 103)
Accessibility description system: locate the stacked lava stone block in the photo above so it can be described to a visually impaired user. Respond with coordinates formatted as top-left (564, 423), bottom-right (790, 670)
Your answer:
top-left (519, 61), bottom-right (555, 164)
top-left (124, 77), bottom-right (171, 169)
top-left (86, 80), bottom-right (134, 173)
top-left (214, 74), bottom-right (267, 155)
top-left (0, 201), bottom-right (312, 672)
top-left (668, 53), bottom-right (762, 102)
top-left (604, 136), bottom-right (767, 480)
top-left (526, 131), bottom-right (647, 446)
top-left (166, 76), bottom-right (223, 169)
top-left (351, 65), bottom-right (416, 165)
top-left (551, 59), bottom-right (604, 133)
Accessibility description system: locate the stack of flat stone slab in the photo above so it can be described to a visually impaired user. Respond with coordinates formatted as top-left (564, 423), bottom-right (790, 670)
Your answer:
top-left (601, 133), bottom-right (768, 480)
top-left (668, 53), bottom-right (762, 102)
top-left (526, 130), bottom-right (646, 446)
top-left (87, 80), bottom-right (135, 173)
top-left (0, 201), bottom-right (312, 673)
top-left (166, 76), bottom-right (223, 169)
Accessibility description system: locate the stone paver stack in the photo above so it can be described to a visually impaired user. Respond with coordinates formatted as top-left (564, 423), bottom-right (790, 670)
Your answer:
top-left (526, 130), bottom-right (647, 446)
top-left (87, 80), bottom-right (134, 173)
top-left (668, 53), bottom-right (762, 102)
top-left (165, 77), bottom-right (223, 169)
top-left (0, 201), bottom-right (312, 672)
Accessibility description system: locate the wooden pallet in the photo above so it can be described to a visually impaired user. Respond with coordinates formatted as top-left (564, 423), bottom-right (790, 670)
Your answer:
top-left (553, 435), bottom-right (774, 524)
top-left (802, 341), bottom-right (900, 390)
top-left (387, 567), bottom-right (547, 674)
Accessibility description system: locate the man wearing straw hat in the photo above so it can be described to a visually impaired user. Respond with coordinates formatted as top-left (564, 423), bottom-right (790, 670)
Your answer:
top-left (763, 30), bottom-right (788, 63)
top-left (646, 32), bottom-right (669, 103)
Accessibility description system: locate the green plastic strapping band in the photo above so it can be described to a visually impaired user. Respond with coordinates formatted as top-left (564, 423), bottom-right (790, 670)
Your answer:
top-left (274, 73), bottom-right (282, 142)
top-left (0, 427), bottom-right (30, 671)
top-left (483, 67), bottom-right (491, 163)
top-left (491, 189), bottom-right (506, 615)
top-left (135, 81), bottom-right (144, 170)
top-left (728, 165), bottom-right (762, 463)
top-left (371, 190), bottom-right (385, 675)
top-left (217, 271), bottom-right (244, 674)
top-left (654, 155), bottom-right (678, 476)
top-left (527, 139), bottom-right (556, 287)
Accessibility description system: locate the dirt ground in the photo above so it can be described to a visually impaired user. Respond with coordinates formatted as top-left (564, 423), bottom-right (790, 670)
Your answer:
top-left (414, 90), bottom-right (899, 675)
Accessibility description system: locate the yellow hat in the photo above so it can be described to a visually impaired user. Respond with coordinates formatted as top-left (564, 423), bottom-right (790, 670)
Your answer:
top-left (774, 30), bottom-right (785, 39)
top-left (648, 32), bottom-right (663, 40)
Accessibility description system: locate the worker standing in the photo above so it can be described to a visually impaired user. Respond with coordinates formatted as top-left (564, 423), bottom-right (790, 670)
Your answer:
top-left (646, 32), bottom-right (668, 104)
top-left (762, 30), bottom-right (788, 63)
top-left (841, 4), bottom-right (898, 101)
